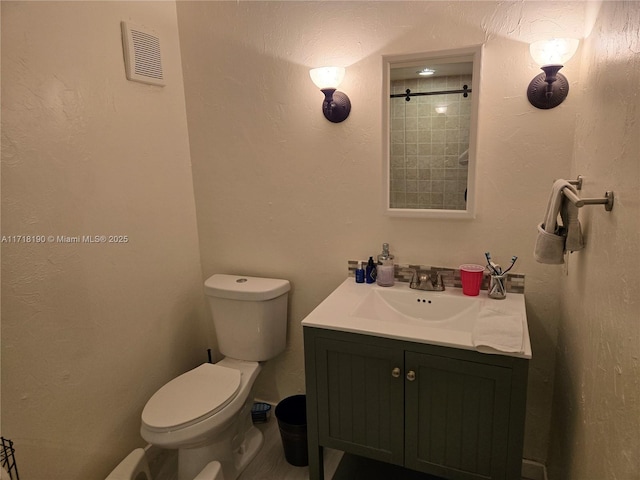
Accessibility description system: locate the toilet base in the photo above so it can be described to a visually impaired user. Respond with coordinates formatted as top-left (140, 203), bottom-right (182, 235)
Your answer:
top-left (179, 427), bottom-right (262, 480)
top-left (178, 398), bottom-right (264, 480)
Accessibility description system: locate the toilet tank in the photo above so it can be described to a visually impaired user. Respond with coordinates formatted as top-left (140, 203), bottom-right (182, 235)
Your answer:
top-left (204, 274), bottom-right (290, 361)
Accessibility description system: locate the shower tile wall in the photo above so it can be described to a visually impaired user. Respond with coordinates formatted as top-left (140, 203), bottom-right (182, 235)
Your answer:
top-left (390, 75), bottom-right (471, 210)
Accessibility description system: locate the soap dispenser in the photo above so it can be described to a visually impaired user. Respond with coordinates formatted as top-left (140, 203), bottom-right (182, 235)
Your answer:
top-left (377, 259), bottom-right (395, 287)
top-left (376, 243), bottom-right (395, 287)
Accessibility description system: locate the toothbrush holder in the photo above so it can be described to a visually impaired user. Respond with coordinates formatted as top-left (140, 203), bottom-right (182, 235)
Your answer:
top-left (488, 274), bottom-right (507, 300)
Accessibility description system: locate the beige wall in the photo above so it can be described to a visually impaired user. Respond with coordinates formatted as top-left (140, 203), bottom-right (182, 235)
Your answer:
top-left (1, 2), bottom-right (210, 479)
top-left (2, 1), bottom-right (638, 479)
top-left (548, 2), bottom-right (640, 479)
top-left (176, 0), bottom-right (588, 466)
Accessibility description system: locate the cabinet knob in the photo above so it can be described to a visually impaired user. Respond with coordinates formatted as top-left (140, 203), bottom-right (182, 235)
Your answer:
top-left (391, 367), bottom-right (401, 378)
top-left (406, 370), bottom-right (416, 381)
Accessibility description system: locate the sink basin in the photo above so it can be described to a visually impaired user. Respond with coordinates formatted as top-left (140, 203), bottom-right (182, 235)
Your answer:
top-left (301, 278), bottom-right (531, 358)
top-left (352, 288), bottom-right (480, 331)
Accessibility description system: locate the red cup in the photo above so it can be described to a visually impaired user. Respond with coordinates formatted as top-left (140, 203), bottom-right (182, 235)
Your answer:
top-left (459, 264), bottom-right (485, 296)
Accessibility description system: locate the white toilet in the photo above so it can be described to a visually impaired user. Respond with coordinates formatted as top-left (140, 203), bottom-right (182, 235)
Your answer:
top-left (140, 274), bottom-right (290, 480)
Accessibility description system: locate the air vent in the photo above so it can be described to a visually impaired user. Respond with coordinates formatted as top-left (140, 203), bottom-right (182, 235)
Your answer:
top-left (121, 21), bottom-right (165, 86)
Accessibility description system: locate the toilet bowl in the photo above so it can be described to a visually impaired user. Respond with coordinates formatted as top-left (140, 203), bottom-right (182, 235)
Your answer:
top-left (141, 359), bottom-right (259, 449)
top-left (141, 358), bottom-right (262, 480)
top-left (139, 274), bottom-right (290, 480)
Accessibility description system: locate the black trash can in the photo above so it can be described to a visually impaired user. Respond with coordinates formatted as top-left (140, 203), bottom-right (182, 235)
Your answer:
top-left (274, 394), bottom-right (308, 466)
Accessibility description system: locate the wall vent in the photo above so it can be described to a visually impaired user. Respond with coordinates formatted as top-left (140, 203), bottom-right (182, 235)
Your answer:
top-left (121, 21), bottom-right (165, 86)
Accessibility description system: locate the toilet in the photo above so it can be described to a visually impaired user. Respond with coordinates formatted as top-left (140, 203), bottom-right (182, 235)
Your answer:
top-left (140, 274), bottom-right (290, 480)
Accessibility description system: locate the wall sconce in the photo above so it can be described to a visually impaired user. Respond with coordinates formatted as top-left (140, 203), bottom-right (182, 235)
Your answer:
top-left (527, 38), bottom-right (579, 109)
top-left (309, 66), bottom-right (351, 123)
top-left (435, 105), bottom-right (448, 115)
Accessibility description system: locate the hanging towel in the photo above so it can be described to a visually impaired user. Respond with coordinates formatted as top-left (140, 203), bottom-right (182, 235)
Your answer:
top-left (472, 305), bottom-right (524, 354)
top-left (534, 179), bottom-right (581, 264)
top-left (561, 198), bottom-right (585, 252)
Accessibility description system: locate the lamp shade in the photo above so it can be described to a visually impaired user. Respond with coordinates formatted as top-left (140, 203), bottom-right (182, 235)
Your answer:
top-left (309, 67), bottom-right (345, 90)
top-left (530, 38), bottom-right (579, 66)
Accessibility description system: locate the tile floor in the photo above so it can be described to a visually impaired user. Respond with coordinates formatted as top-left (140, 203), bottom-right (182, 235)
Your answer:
top-left (152, 414), bottom-right (533, 479)
top-left (239, 416), bottom-right (342, 480)
top-left (243, 416), bottom-right (534, 480)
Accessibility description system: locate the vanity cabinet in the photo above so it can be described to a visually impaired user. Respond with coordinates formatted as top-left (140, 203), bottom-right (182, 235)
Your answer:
top-left (303, 327), bottom-right (529, 480)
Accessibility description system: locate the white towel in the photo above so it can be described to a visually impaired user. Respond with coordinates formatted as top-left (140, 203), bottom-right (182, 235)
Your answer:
top-left (472, 306), bottom-right (524, 354)
top-left (543, 179), bottom-right (572, 234)
top-left (561, 197), bottom-right (585, 252)
top-left (534, 179), bottom-right (582, 264)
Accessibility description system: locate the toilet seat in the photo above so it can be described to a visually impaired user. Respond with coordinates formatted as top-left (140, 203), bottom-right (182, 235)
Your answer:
top-left (142, 364), bottom-right (241, 431)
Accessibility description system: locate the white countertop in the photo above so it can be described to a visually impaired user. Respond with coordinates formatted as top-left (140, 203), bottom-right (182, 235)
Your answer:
top-left (301, 278), bottom-right (532, 359)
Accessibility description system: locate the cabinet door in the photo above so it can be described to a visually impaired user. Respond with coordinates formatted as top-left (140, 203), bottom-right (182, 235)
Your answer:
top-left (404, 352), bottom-right (512, 480)
top-left (314, 337), bottom-right (405, 466)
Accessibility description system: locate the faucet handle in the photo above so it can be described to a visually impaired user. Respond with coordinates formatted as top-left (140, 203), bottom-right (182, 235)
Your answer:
top-left (409, 269), bottom-right (445, 291)
top-left (410, 269), bottom-right (420, 289)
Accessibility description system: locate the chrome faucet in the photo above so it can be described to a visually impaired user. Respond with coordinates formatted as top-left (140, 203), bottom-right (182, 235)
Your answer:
top-left (409, 269), bottom-right (445, 291)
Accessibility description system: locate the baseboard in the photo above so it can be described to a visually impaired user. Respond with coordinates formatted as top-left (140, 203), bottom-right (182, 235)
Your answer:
top-left (522, 459), bottom-right (548, 480)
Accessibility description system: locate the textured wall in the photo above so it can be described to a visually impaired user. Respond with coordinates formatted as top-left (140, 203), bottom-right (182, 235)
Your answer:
top-left (1, 2), bottom-right (210, 478)
top-left (176, 0), bottom-right (588, 464)
top-left (548, 2), bottom-right (640, 479)
top-left (3, 2), bottom-right (636, 478)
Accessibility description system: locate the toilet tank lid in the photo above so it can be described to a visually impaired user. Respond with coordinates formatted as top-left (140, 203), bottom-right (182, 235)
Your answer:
top-left (204, 274), bottom-right (290, 301)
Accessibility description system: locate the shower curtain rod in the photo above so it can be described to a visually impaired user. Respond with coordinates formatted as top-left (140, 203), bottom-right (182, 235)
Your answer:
top-left (390, 85), bottom-right (471, 102)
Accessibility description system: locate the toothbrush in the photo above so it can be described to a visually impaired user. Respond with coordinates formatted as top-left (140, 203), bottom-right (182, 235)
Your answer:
top-left (484, 252), bottom-right (496, 274)
top-left (502, 256), bottom-right (518, 274)
top-left (485, 252), bottom-right (501, 275)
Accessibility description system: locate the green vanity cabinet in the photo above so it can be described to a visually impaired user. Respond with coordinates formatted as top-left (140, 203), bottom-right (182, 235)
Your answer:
top-left (312, 335), bottom-right (405, 466)
top-left (304, 327), bottom-right (529, 480)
